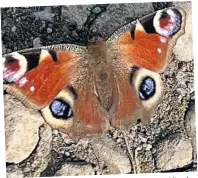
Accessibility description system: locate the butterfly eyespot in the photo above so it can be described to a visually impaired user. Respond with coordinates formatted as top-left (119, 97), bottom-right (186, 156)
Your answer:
top-left (153, 8), bottom-right (182, 37)
top-left (5, 56), bottom-right (16, 64)
top-left (133, 68), bottom-right (163, 110)
top-left (3, 52), bottom-right (28, 83)
top-left (139, 76), bottom-right (156, 100)
top-left (50, 99), bottom-right (73, 119)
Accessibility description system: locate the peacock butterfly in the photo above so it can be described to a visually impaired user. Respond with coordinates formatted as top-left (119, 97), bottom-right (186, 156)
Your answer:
top-left (2, 7), bottom-right (186, 139)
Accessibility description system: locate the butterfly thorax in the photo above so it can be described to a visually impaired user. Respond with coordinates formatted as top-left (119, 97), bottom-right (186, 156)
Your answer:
top-left (86, 41), bottom-right (115, 111)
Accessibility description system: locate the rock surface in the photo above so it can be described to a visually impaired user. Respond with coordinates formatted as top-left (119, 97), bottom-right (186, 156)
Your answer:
top-left (155, 133), bottom-right (193, 171)
top-left (20, 124), bottom-right (53, 177)
top-left (90, 136), bottom-right (131, 174)
top-left (185, 102), bottom-right (197, 163)
top-left (4, 95), bottom-right (44, 164)
top-left (55, 163), bottom-right (95, 176)
top-left (173, 1), bottom-right (193, 62)
top-left (61, 5), bottom-right (93, 29)
top-left (7, 165), bottom-right (24, 178)
top-left (90, 3), bottom-right (154, 38)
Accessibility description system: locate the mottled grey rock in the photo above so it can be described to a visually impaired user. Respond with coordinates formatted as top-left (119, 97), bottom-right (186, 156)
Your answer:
top-left (90, 136), bottom-right (131, 174)
top-left (11, 26), bottom-right (16, 32)
top-left (47, 27), bottom-right (52, 34)
top-left (33, 37), bottom-right (42, 47)
top-left (134, 149), bottom-right (154, 173)
top-left (2, 43), bottom-right (6, 54)
top-left (55, 163), bottom-right (95, 176)
top-left (150, 53), bottom-right (193, 140)
top-left (92, 7), bottom-right (102, 14)
top-left (22, 124), bottom-right (52, 177)
top-left (121, 125), bottom-right (155, 173)
top-left (7, 165), bottom-right (24, 178)
top-left (61, 5), bottom-right (92, 29)
top-left (4, 94), bottom-right (44, 164)
top-left (173, 1), bottom-right (193, 61)
top-left (185, 102), bottom-right (196, 163)
top-left (33, 7), bottom-right (54, 22)
top-left (156, 133), bottom-right (193, 171)
top-left (4, 95), bottom-right (52, 177)
top-left (90, 3), bottom-right (154, 37)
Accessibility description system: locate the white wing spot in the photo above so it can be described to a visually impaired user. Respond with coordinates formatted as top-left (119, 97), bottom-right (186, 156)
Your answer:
top-left (30, 86), bottom-right (35, 92)
top-left (157, 48), bottom-right (162, 54)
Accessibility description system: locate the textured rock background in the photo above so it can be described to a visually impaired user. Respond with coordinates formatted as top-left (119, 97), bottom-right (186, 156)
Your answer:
top-left (1, 1), bottom-right (196, 177)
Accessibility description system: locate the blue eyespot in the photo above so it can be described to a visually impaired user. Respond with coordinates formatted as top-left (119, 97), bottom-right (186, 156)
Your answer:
top-left (50, 99), bottom-right (73, 119)
top-left (139, 77), bottom-right (155, 100)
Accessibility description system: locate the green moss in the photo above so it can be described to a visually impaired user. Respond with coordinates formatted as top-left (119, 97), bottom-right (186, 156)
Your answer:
top-left (178, 102), bottom-right (188, 111)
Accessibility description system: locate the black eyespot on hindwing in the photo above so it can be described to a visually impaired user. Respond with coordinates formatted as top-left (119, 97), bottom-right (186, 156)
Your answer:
top-left (139, 76), bottom-right (156, 100)
top-left (50, 99), bottom-right (73, 119)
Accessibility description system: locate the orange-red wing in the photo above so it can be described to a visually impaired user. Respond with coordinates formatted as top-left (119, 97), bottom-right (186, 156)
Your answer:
top-left (4, 50), bottom-right (80, 109)
top-left (3, 47), bottom-right (110, 138)
top-left (108, 7), bottom-right (186, 73)
top-left (118, 30), bottom-right (169, 72)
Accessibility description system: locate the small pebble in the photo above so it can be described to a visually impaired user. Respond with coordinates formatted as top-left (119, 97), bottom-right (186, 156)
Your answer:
top-left (11, 26), bottom-right (17, 32)
top-left (47, 27), bottom-right (52, 33)
top-left (92, 7), bottom-right (102, 14)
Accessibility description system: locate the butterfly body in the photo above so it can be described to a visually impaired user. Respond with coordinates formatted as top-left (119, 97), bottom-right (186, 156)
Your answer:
top-left (3, 7), bottom-right (186, 139)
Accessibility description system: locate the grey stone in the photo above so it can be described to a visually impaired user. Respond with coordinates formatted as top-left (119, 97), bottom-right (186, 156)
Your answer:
top-left (55, 163), bottom-right (95, 176)
top-left (11, 26), bottom-right (16, 32)
top-left (156, 133), bottom-right (193, 171)
top-left (185, 102), bottom-right (197, 163)
top-left (173, 1), bottom-right (193, 61)
top-left (92, 7), bottom-right (102, 14)
top-left (4, 94), bottom-right (45, 164)
top-left (150, 55), bottom-right (193, 141)
top-left (4, 95), bottom-right (52, 177)
top-left (90, 3), bottom-right (154, 37)
top-left (33, 7), bottom-right (54, 22)
top-left (47, 27), bottom-right (52, 34)
top-left (61, 5), bottom-right (92, 29)
top-left (33, 37), bottom-right (42, 47)
top-left (2, 43), bottom-right (6, 54)
top-left (90, 136), bottom-right (131, 174)
top-left (134, 149), bottom-right (155, 173)
top-left (7, 165), bottom-right (24, 178)
top-left (23, 124), bottom-right (52, 177)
